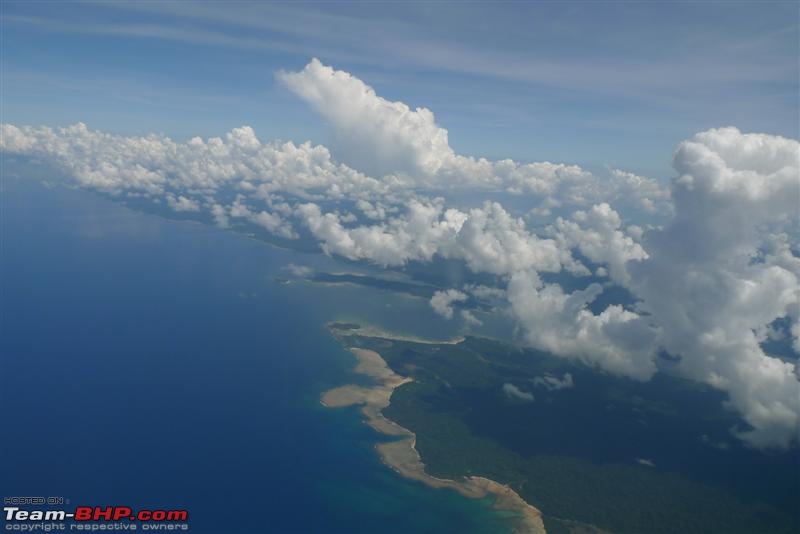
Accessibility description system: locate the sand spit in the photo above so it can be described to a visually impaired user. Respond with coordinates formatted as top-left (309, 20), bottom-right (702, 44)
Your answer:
top-left (331, 322), bottom-right (465, 346)
top-left (321, 345), bottom-right (546, 534)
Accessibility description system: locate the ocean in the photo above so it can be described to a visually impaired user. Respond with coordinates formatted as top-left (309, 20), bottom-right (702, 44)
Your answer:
top-left (1, 177), bottom-right (512, 533)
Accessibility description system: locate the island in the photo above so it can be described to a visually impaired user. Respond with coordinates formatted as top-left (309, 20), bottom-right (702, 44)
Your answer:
top-left (322, 328), bottom-right (546, 534)
top-left (321, 323), bottom-right (799, 534)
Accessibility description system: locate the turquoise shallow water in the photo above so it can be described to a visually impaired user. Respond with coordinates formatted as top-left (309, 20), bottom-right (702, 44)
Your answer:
top-left (1, 177), bottom-right (513, 533)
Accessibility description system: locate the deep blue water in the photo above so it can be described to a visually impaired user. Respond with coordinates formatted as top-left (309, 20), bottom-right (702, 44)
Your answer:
top-left (1, 178), bottom-right (511, 533)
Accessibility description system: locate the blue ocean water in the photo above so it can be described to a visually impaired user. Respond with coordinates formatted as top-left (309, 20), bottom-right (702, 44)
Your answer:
top-left (0, 177), bottom-right (511, 533)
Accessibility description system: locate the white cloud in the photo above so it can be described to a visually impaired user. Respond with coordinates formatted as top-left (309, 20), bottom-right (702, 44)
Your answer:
top-left (210, 204), bottom-right (229, 228)
top-left (356, 199), bottom-right (387, 220)
top-left (166, 194), bottom-right (201, 213)
top-left (296, 199), bottom-right (577, 275)
top-left (430, 289), bottom-right (468, 320)
top-left (607, 169), bottom-right (672, 215)
top-left (629, 127), bottom-right (800, 449)
top-left (279, 60), bottom-right (670, 215)
top-left (502, 383), bottom-right (534, 402)
top-left (278, 58), bottom-right (455, 178)
top-left (548, 203), bottom-right (648, 285)
top-left (508, 271), bottom-right (658, 381)
top-left (461, 309), bottom-right (482, 326)
top-left (229, 195), bottom-right (297, 239)
top-left (442, 201), bottom-right (575, 275)
top-left (533, 372), bottom-right (574, 391)
top-left (296, 200), bottom-right (455, 267)
top-left (0, 123), bottom-right (393, 203)
top-left (464, 284), bottom-right (507, 302)
top-left (285, 263), bottom-right (313, 277)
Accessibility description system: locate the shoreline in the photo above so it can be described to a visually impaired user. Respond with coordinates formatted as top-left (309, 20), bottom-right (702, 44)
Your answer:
top-left (327, 321), bottom-right (466, 346)
top-left (321, 333), bottom-right (546, 534)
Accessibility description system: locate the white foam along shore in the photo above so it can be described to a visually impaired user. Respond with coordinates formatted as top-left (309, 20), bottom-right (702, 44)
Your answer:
top-left (321, 333), bottom-right (546, 534)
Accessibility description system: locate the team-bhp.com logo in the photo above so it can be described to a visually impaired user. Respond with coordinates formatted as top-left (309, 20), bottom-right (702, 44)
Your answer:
top-left (4, 506), bottom-right (188, 530)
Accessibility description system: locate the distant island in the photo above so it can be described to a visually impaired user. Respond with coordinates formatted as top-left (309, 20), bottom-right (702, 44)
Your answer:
top-left (323, 323), bottom-right (799, 534)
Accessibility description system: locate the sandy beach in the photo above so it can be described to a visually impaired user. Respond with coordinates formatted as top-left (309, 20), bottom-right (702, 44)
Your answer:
top-left (321, 341), bottom-right (546, 534)
top-left (328, 322), bottom-right (466, 346)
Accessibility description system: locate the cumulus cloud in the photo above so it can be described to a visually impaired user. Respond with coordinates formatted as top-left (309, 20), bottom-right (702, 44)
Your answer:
top-left (607, 169), bottom-right (672, 215)
top-left (230, 195), bottom-right (297, 239)
top-left (210, 204), bottom-right (229, 228)
top-left (508, 271), bottom-right (659, 381)
top-left (533, 372), bottom-right (575, 391)
top-left (166, 194), bottom-right (201, 213)
top-left (296, 198), bottom-right (579, 275)
top-left (430, 289), bottom-right (468, 320)
top-left (0, 121), bottom-right (394, 210)
top-left (465, 284), bottom-right (507, 301)
top-left (2, 61), bottom-right (797, 450)
top-left (279, 60), bottom-right (670, 215)
top-left (285, 263), bottom-right (313, 277)
top-left (629, 127), bottom-right (800, 449)
top-left (548, 203), bottom-right (648, 285)
top-left (502, 383), bottom-right (535, 402)
top-left (278, 58), bottom-right (455, 178)
top-left (461, 309), bottom-right (482, 326)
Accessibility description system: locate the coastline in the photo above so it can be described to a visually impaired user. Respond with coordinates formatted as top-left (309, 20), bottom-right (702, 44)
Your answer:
top-left (321, 328), bottom-right (546, 534)
top-left (326, 322), bottom-right (466, 346)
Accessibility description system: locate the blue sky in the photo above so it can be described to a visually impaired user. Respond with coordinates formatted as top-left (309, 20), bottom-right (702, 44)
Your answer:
top-left (2, 1), bottom-right (798, 177)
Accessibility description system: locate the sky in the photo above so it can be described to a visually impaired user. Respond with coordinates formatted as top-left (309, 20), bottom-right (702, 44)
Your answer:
top-left (2, 1), bottom-right (798, 178)
top-left (2, 2), bottom-right (799, 451)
